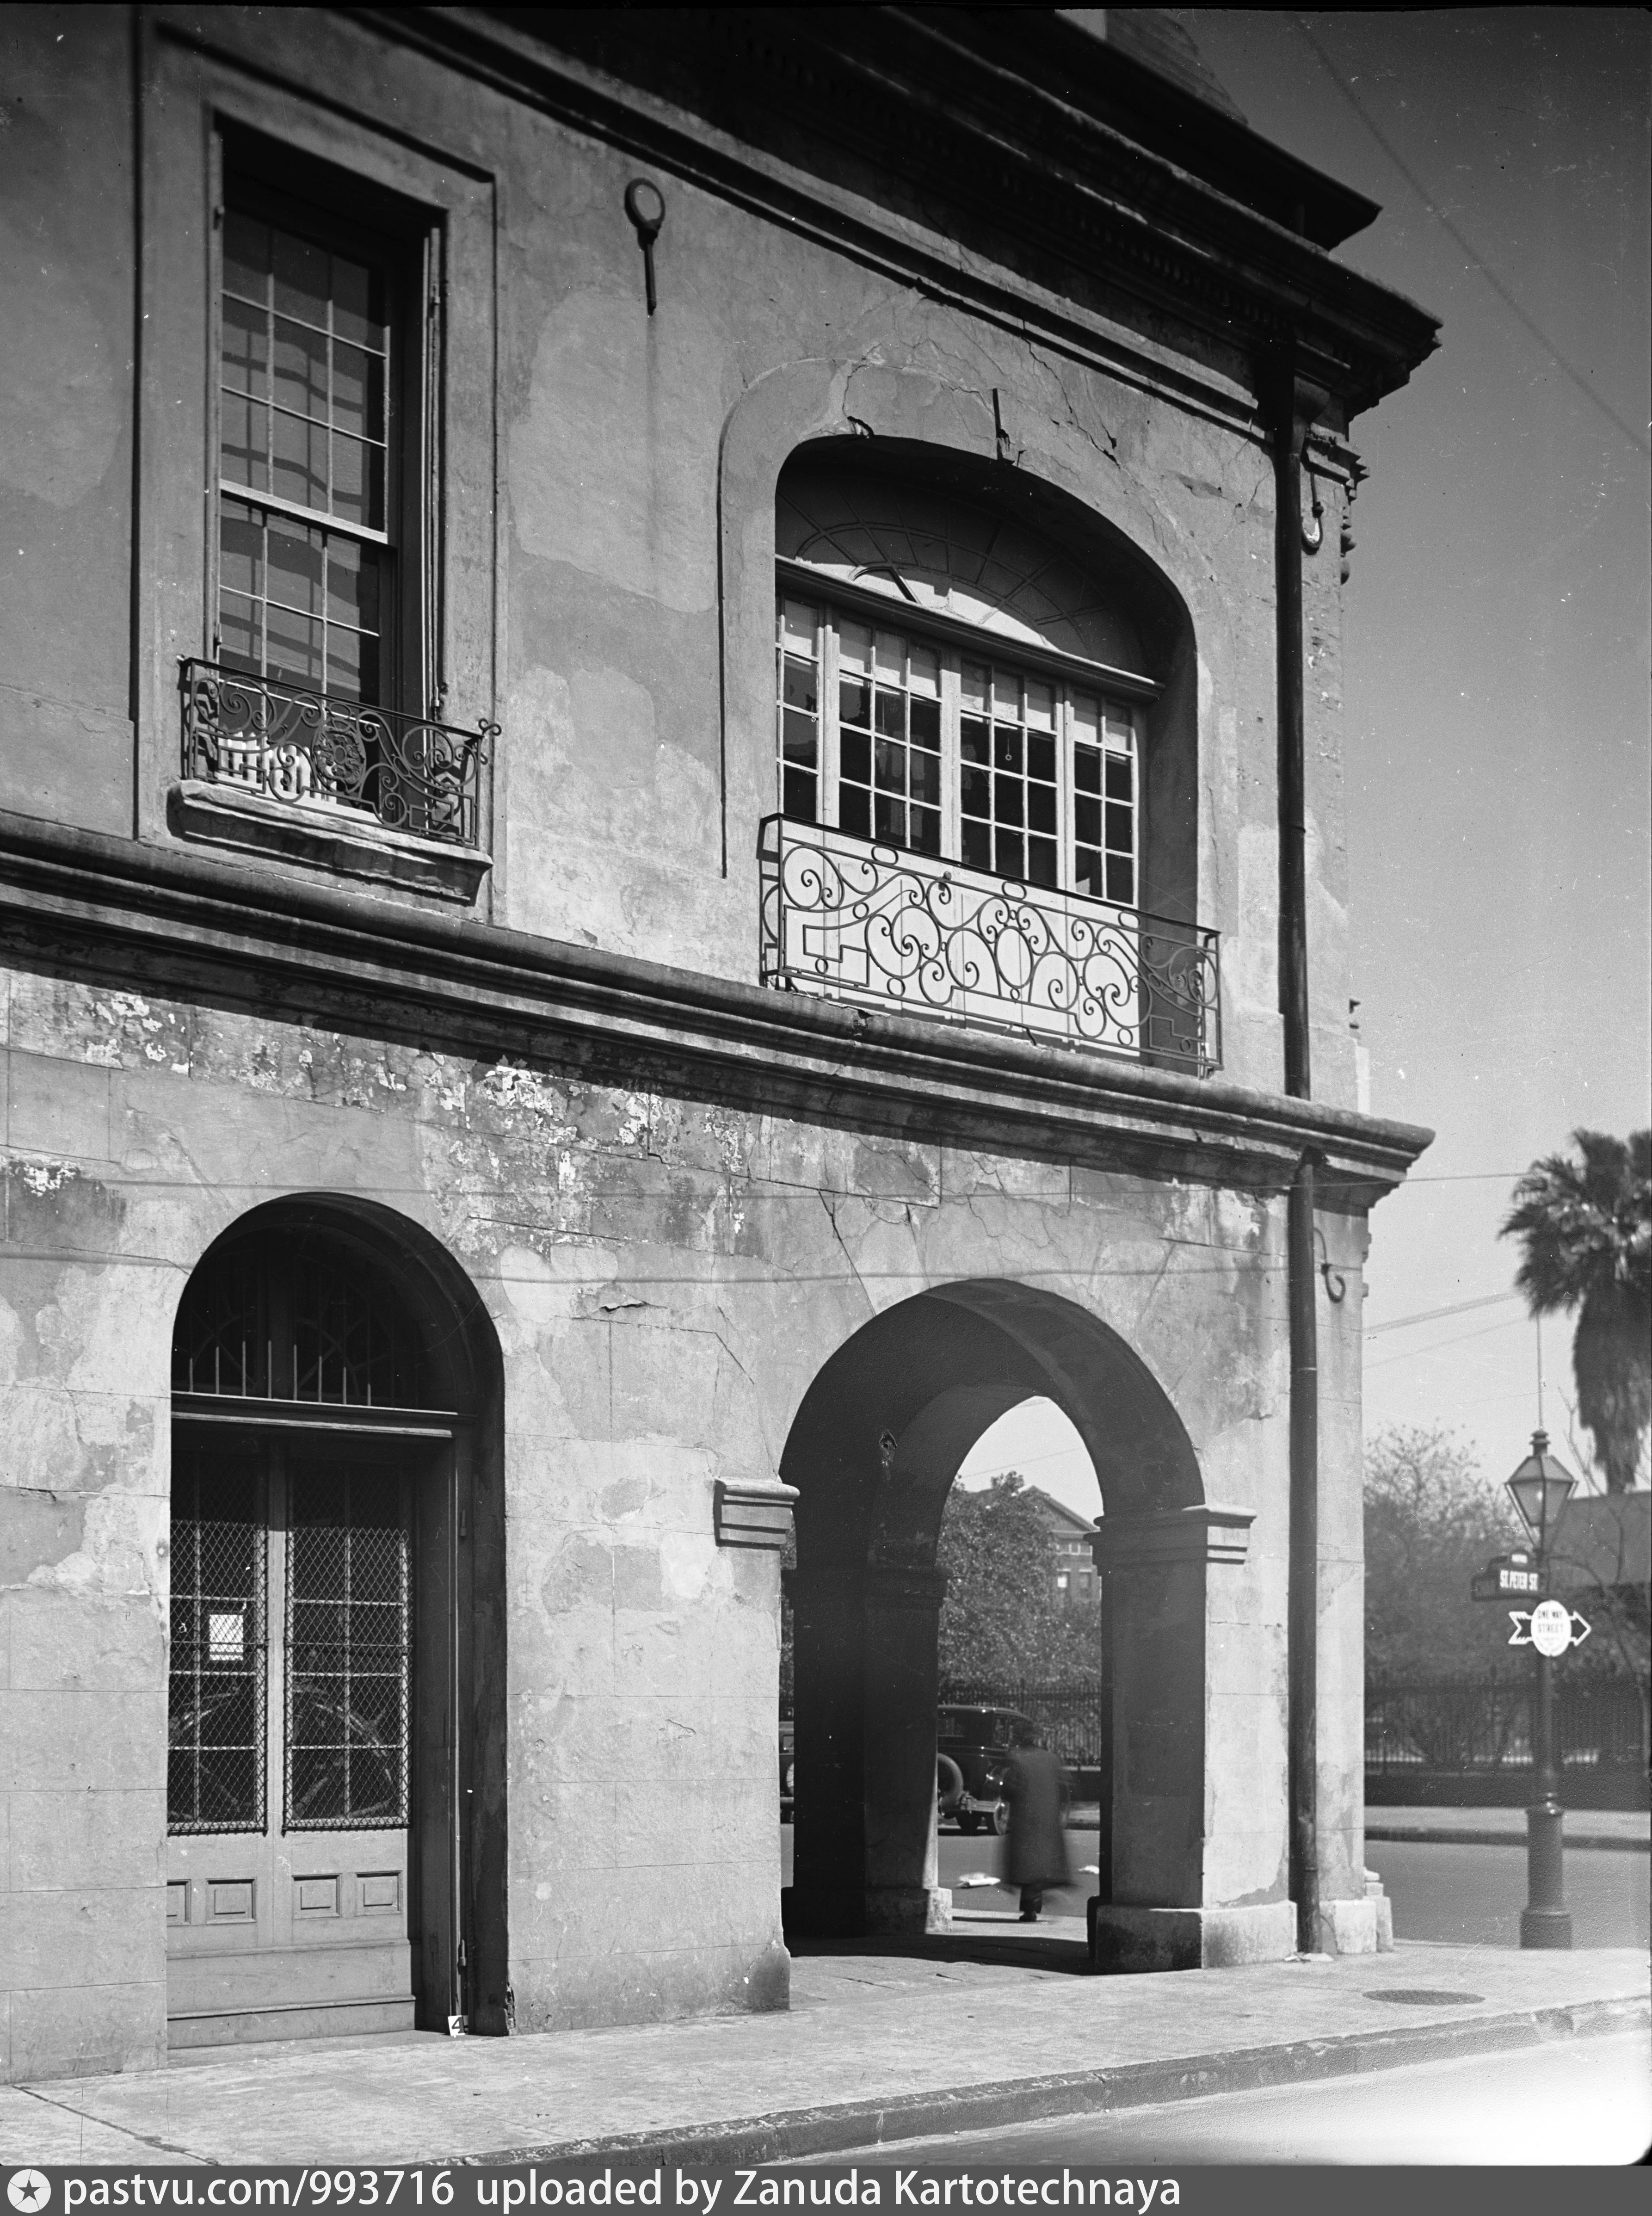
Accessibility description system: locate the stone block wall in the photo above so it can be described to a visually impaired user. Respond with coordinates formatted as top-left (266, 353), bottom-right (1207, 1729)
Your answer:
top-left (0, 956), bottom-right (1381, 2069)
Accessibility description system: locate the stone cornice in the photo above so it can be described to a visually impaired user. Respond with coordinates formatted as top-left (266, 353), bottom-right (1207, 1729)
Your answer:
top-left (0, 811), bottom-right (1431, 1206)
top-left (354, 5), bottom-right (1438, 422)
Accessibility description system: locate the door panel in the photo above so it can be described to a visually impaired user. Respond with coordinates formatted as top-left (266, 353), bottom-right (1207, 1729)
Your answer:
top-left (166, 1437), bottom-right (445, 2047)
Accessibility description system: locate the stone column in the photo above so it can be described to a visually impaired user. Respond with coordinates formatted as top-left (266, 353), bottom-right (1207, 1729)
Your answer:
top-left (782, 1556), bottom-right (867, 1938)
top-left (1087, 1504), bottom-right (1295, 1971)
top-left (862, 1562), bottom-right (951, 1934)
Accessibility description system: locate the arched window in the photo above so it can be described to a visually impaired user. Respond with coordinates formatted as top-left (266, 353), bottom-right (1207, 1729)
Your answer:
top-left (775, 459), bottom-right (1157, 906)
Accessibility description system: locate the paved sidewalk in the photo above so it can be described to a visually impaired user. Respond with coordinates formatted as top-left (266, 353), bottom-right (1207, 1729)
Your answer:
top-left (1365, 1805), bottom-right (1650, 1851)
top-left (1, 1935), bottom-right (1645, 2170)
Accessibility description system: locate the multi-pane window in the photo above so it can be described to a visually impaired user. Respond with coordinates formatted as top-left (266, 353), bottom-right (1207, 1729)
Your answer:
top-left (1072, 694), bottom-right (1138, 908)
top-left (217, 199), bottom-right (398, 706)
top-left (775, 601), bottom-right (1141, 907)
top-left (960, 663), bottom-right (1058, 887)
top-left (777, 600), bottom-right (821, 824)
top-left (838, 623), bottom-right (941, 855)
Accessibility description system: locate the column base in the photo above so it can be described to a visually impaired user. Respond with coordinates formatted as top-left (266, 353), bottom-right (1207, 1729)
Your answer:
top-left (1087, 1899), bottom-right (1296, 1972)
top-left (1314, 1894), bottom-right (1393, 1955)
top-left (866, 1884), bottom-right (952, 1935)
top-left (782, 1885), bottom-right (952, 1938)
top-left (1520, 1907), bottom-right (1573, 1950)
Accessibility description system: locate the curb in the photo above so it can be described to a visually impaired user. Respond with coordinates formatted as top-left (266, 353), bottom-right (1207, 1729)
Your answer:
top-left (1366, 1825), bottom-right (1649, 1853)
top-left (458, 1992), bottom-right (1649, 2168)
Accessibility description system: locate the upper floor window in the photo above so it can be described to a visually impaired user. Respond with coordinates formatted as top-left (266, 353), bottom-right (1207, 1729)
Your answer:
top-left (774, 461), bottom-right (1154, 909)
top-left (172, 131), bottom-right (495, 902)
top-left (761, 455), bottom-right (1219, 1075)
top-left (216, 178), bottom-right (411, 710)
top-left (777, 598), bottom-right (1141, 907)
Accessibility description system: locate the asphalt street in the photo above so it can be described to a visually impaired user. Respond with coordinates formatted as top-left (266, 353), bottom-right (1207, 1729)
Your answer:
top-left (784, 2028), bottom-right (1652, 2166)
top-left (1367, 1836), bottom-right (1650, 1950)
top-left (780, 1827), bottom-right (1651, 1951)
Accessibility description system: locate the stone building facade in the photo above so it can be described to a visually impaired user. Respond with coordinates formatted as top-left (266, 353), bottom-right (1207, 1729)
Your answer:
top-left (0, 6), bottom-right (1436, 2081)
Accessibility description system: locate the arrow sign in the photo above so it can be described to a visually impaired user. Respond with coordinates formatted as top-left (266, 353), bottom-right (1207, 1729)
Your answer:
top-left (1508, 1599), bottom-right (1592, 1655)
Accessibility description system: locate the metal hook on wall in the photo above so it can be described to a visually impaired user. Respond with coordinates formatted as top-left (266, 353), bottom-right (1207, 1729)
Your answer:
top-left (623, 179), bottom-right (665, 315)
top-left (1300, 440), bottom-right (1325, 555)
top-left (1313, 1226), bottom-right (1347, 1302)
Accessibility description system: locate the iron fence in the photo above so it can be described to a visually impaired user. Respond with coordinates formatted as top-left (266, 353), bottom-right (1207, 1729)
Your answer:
top-left (1365, 1675), bottom-right (1647, 1777)
top-left (938, 1676), bottom-right (1105, 1768)
top-left (180, 659), bottom-right (493, 847)
top-left (758, 815), bottom-right (1221, 1074)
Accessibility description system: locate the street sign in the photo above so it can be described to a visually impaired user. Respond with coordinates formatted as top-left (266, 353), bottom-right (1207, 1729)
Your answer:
top-left (1471, 1552), bottom-right (1544, 1603)
top-left (1508, 1599), bottom-right (1592, 1654)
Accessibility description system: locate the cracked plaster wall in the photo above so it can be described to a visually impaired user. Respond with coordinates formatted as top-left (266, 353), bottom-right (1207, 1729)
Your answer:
top-left (0, 7), bottom-right (1384, 2070)
top-left (3, 9), bottom-right (1364, 1108)
top-left (0, 959), bottom-right (1376, 2063)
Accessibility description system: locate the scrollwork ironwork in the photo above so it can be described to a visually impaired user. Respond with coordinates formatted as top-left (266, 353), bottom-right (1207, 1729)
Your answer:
top-left (758, 815), bottom-right (1220, 1075)
top-left (180, 660), bottom-right (493, 848)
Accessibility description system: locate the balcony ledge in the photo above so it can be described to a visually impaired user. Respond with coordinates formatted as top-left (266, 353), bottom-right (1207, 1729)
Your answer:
top-left (167, 779), bottom-right (492, 907)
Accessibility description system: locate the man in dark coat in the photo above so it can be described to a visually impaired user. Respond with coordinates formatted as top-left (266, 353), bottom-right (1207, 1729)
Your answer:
top-left (1000, 1740), bottom-right (1070, 1921)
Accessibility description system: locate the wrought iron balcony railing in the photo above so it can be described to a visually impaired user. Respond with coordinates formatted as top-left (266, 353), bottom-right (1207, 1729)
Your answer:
top-left (759, 815), bottom-right (1221, 1075)
top-left (180, 660), bottom-right (495, 848)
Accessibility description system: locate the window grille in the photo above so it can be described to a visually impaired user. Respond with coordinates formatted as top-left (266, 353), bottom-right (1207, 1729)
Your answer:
top-left (172, 1232), bottom-right (425, 1408)
top-left (294, 1251), bottom-right (420, 1407)
top-left (172, 1243), bottom-right (263, 1399)
top-left (168, 1459), bottom-right (267, 1834)
top-left (285, 1467), bottom-right (410, 1830)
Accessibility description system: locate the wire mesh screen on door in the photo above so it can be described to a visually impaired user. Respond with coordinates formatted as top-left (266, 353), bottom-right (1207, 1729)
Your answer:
top-left (285, 1466), bottom-right (410, 1829)
top-left (168, 1462), bottom-right (267, 1833)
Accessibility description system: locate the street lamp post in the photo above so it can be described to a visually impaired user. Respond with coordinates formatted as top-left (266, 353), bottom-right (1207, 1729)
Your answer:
top-left (1504, 1431), bottom-right (1577, 1951)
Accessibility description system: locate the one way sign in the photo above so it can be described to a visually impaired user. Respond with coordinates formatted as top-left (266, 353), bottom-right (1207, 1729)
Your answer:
top-left (1509, 1598), bottom-right (1592, 1656)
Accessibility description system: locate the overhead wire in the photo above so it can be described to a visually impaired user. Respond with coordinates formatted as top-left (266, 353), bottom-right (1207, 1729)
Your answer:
top-left (1292, 15), bottom-right (1651, 459)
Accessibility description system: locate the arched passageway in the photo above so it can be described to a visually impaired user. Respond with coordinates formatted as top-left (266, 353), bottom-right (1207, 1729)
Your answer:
top-left (165, 1198), bottom-right (507, 2046)
top-left (782, 1281), bottom-right (1250, 1945)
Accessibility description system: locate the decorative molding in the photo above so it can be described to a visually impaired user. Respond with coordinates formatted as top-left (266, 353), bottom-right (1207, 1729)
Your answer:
top-left (0, 809), bottom-right (1431, 1207)
top-left (355, 7), bottom-right (1436, 424)
top-left (1091, 1503), bottom-right (1256, 1570)
top-left (713, 1479), bottom-right (799, 1550)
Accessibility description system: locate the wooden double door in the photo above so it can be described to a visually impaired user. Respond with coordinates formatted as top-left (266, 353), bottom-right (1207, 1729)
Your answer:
top-left (166, 1423), bottom-right (468, 2046)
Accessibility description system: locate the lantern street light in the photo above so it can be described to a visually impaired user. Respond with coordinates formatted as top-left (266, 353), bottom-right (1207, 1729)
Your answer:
top-left (1504, 1430), bottom-right (1577, 1949)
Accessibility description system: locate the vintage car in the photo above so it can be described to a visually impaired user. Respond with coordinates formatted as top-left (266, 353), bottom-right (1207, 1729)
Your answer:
top-left (936, 1704), bottom-right (1042, 1834)
top-left (781, 1705), bottom-right (1062, 1833)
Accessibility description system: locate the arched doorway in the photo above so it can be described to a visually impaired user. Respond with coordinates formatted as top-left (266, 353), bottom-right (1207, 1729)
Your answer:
top-left (782, 1281), bottom-right (1254, 1953)
top-left (165, 1201), bottom-right (505, 2047)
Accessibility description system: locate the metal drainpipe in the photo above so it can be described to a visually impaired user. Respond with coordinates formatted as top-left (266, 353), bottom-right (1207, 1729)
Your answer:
top-left (1273, 364), bottom-right (1321, 1957)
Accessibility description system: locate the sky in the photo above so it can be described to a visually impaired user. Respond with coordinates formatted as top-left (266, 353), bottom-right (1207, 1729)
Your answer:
top-left (959, 9), bottom-right (1651, 1520)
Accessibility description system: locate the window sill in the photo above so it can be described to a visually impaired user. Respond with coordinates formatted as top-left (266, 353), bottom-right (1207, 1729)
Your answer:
top-left (168, 779), bottom-right (492, 906)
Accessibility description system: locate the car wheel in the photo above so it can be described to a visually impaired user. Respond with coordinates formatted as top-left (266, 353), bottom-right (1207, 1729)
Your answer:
top-left (990, 1799), bottom-right (1013, 1837)
top-left (936, 1753), bottom-right (964, 1818)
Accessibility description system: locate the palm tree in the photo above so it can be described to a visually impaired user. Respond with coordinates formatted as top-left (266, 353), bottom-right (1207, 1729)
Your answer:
top-left (1501, 1130), bottom-right (1652, 1492)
